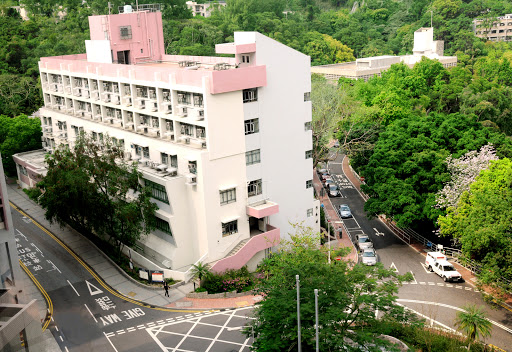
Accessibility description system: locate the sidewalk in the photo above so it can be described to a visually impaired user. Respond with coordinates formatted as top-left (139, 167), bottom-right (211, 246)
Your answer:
top-left (7, 183), bottom-right (257, 312)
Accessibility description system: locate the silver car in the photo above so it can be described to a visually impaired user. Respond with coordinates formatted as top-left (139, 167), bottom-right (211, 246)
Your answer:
top-left (339, 204), bottom-right (352, 218)
top-left (356, 234), bottom-right (373, 252)
top-left (361, 248), bottom-right (377, 266)
top-left (329, 184), bottom-right (340, 197)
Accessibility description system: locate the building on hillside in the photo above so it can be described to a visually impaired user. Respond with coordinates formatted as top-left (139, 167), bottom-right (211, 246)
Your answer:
top-left (311, 27), bottom-right (457, 82)
top-left (13, 6), bottom-right (319, 279)
top-left (473, 14), bottom-right (512, 42)
top-left (186, 1), bottom-right (226, 17)
top-left (0, 154), bottom-right (44, 352)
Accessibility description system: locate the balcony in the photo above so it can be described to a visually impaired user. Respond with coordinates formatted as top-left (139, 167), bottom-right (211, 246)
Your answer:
top-left (210, 225), bottom-right (280, 273)
top-left (246, 200), bottom-right (279, 218)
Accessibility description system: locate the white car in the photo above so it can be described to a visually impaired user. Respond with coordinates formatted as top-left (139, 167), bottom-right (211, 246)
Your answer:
top-left (339, 204), bottom-right (352, 218)
top-left (361, 248), bottom-right (377, 266)
top-left (356, 234), bottom-right (373, 252)
top-left (425, 252), bottom-right (463, 282)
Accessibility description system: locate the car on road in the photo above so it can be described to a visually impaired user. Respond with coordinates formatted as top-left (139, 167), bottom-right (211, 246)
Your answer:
top-left (339, 204), bottom-right (352, 218)
top-left (361, 248), bottom-right (377, 265)
top-left (356, 234), bottom-right (373, 252)
top-left (324, 178), bottom-right (335, 189)
top-left (321, 172), bottom-right (330, 181)
top-left (328, 184), bottom-right (340, 197)
top-left (317, 168), bottom-right (328, 175)
top-left (425, 252), bottom-right (463, 282)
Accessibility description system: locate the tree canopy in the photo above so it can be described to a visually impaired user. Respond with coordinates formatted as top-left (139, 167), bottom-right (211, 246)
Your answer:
top-left (248, 223), bottom-right (413, 351)
top-left (36, 133), bottom-right (157, 256)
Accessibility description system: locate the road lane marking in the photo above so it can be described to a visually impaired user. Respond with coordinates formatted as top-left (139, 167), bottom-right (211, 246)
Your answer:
top-left (127, 327), bottom-right (136, 332)
top-left (16, 229), bottom-right (27, 240)
top-left (55, 326), bottom-right (59, 331)
top-left (11, 203), bottom-right (202, 314)
top-left (30, 243), bottom-right (44, 257)
top-left (67, 280), bottom-right (80, 296)
top-left (420, 262), bottom-right (433, 274)
top-left (428, 282), bottom-right (435, 285)
top-left (419, 282), bottom-right (426, 285)
top-left (390, 262), bottom-right (398, 273)
top-left (65, 347), bottom-right (69, 352)
top-left (46, 260), bottom-right (62, 274)
top-left (397, 303), bottom-right (458, 333)
top-left (398, 299), bottom-right (512, 334)
top-left (19, 261), bottom-right (53, 332)
top-left (410, 271), bottom-right (417, 284)
top-left (59, 335), bottom-right (63, 342)
top-left (373, 228), bottom-right (384, 236)
top-left (84, 304), bottom-right (98, 323)
top-left (103, 331), bottom-right (119, 352)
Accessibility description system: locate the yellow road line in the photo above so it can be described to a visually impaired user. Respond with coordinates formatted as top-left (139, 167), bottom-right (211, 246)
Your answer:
top-left (11, 202), bottom-right (204, 313)
top-left (489, 344), bottom-right (507, 352)
top-left (19, 261), bottom-right (53, 331)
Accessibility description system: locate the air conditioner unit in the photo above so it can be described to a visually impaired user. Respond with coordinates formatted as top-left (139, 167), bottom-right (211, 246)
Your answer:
top-left (82, 90), bottom-right (90, 99)
top-left (150, 105), bottom-right (157, 112)
top-left (112, 95), bottom-right (120, 105)
top-left (185, 174), bottom-right (197, 185)
top-left (143, 127), bottom-right (149, 134)
top-left (163, 91), bottom-right (169, 100)
top-left (183, 136), bottom-right (190, 144)
top-left (136, 88), bottom-right (142, 97)
top-left (124, 86), bottom-right (131, 95)
top-left (149, 90), bottom-right (156, 100)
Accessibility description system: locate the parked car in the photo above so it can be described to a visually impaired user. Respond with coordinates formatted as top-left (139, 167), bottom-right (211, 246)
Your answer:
top-left (324, 178), bottom-right (335, 189)
top-left (361, 248), bottom-right (377, 266)
top-left (339, 204), bottom-right (352, 218)
top-left (328, 184), bottom-right (340, 197)
top-left (425, 252), bottom-right (463, 282)
top-left (317, 168), bottom-right (328, 175)
top-left (356, 234), bottom-right (373, 252)
top-left (321, 172), bottom-right (330, 181)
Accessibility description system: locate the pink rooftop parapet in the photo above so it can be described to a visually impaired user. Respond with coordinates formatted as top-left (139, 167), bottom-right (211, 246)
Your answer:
top-left (39, 56), bottom-right (266, 94)
top-left (210, 225), bottom-right (280, 273)
top-left (215, 43), bottom-right (256, 55)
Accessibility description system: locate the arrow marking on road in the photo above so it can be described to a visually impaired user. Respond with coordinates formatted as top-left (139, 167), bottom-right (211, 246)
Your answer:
top-left (86, 280), bottom-right (104, 296)
top-left (390, 262), bottom-right (398, 273)
top-left (373, 228), bottom-right (384, 236)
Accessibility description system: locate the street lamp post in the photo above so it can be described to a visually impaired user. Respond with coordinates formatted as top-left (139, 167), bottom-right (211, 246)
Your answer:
top-left (314, 289), bottom-right (319, 352)
top-left (296, 275), bottom-right (301, 352)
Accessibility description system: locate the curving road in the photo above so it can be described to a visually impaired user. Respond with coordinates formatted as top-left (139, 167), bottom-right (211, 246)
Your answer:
top-left (11, 205), bottom-right (253, 352)
top-left (326, 154), bottom-right (512, 351)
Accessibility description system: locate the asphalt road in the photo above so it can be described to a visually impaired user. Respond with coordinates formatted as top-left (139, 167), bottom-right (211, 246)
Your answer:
top-left (326, 153), bottom-right (512, 350)
top-left (11, 206), bottom-right (253, 352)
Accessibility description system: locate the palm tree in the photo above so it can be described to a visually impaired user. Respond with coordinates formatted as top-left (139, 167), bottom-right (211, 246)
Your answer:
top-left (190, 261), bottom-right (211, 288)
top-left (454, 304), bottom-right (492, 351)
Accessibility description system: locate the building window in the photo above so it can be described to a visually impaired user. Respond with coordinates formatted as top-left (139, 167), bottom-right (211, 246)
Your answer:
top-left (119, 26), bottom-right (132, 39)
top-left (154, 216), bottom-right (172, 235)
top-left (243, 88), bottom-right (258, 103)
top-left (196, 126), bottom-right (206, 138)
top-left (305, 150), bottom-right (313, 159)
top-left (188, 161), bottom-right (197, 174)
top-left (304, 121), bottom-right (312, 131)
top-left (144, 179), bottom-right (169, 204)
top-left (306, 180), bottom-right (313, 189)
top-left (242, 54), bottom-right (250, 63)
top-left (143, 147), bottom-right (149, 159)
top-left (222, 220), bottom-right (238, 236)
top-left (161, 153), bottom-right (168, 165)
top-left (244, 118), bottom-right (259, 135)
top-left (248, 179), bottom-right (262, 197)
top-left (181, 123), bottom-right (193, 136)
top-left (304, 92), bottom-right (311, 101)
top-left (19, 165), bottom-right (28, 176)
top-left (220, 188), bottom-right (236, 205)
top-left (246, 149), bottom-right (261, 165)
top-left (170, 155), bottom-right (178, 168)
top-left (307, 208), bottom-right (313, 217)
top-left (193, 94), bottom-right (203, 107)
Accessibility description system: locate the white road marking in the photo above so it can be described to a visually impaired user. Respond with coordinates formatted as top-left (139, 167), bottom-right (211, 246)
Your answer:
top-left (420, 262), bottom-right (433, 274)
top-left (456, 286), bottom-right (463, 289)
top-left (46, 260), bottom-right (62, 274)
top-left (85, 280), bottom-right (103, 296)
top-left (398, 299), bottom-right (512, 334)
top-left (67, 280), bottom-right (80, 296)
top-left (390, 262), bottom-right (398, 273)
top-left (116, 330), bottom-right (125, 334)
top-left (373, 228), bottom-right (384, 236)
top-left (465, 287), bottom-right (472, 290)
top-left (127, 327), bottom-right (136, 332)
top-left (65, 347), bottom-right (69, 352)
top-left (419, 282), bottom-right (426, 285)
top-left (428, 282), bottom-right (435, 286)
top-left (410, 271), bottom-right (417, 284)
top-left (30, 243), bottom-right (44, 257)
top-left (55, 326), bottom-right (59, 331)
top-left (103, 331), bottom-right (119, 352)
top-left (84, 304), bottom-right (98, 323)
top-left (59, 335), bottom-right (63, 342)
top-left (397, 303), bottom-right (458, 333)
top-left (16, 229), bottom-right (27, 240)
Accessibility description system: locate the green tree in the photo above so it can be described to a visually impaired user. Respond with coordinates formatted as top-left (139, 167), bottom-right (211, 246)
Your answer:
top-left (190, 261), bottom-right (211, 288)
top-left (37, 133), bottom-right (157, 257)
top-left (304, 31), bottom-right (355, 65)
top-left (454, 304), bottom-right (492, 351)
top-left (361, 112), bottom-right (512, 229)
top-left (0, 114), bottom-right (42, 176)
top-left (438, 158), bottom-right (512, 290)
top-left (247, 223), bottom-right (413, 351)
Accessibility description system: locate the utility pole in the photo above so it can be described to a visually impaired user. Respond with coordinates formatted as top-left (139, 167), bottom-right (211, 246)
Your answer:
top-left (296, 275), bottom-right (301, 352)
top-left (314, 289), bottom-right (319, 352)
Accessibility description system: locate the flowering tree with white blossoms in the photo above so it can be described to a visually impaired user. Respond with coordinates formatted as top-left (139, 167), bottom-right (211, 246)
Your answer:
top-left (435, 144), bottom-right (498, 210)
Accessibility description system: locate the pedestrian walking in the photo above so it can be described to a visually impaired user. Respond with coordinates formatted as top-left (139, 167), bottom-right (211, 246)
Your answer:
top-left (164, 281), bottom-right (169, 297)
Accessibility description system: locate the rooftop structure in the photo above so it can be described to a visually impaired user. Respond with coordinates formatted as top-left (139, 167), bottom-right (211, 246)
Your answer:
top-left (311, 27), bottom-right (457, 82)
top-left (14, 9), bottom-right (319, 279)
top-left (473, 14), bottom-right (512, 42)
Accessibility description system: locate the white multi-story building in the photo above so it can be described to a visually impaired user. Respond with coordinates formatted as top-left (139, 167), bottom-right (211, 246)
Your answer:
top-left (473, 14), bottom-right (512, 42)
top-left (186, 1), bottom-right (226, 17)
top-left (14, 7), bottom-right (319, 278)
